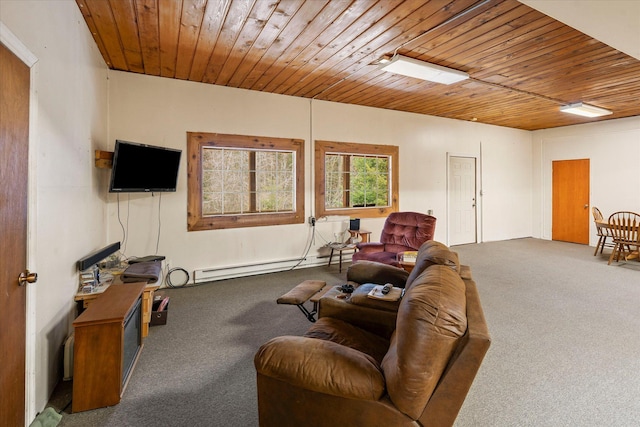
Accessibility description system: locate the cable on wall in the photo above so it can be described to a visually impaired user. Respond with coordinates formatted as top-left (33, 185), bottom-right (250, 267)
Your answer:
top-left (285, 98), bottom-right (321, 272)
top-left (309, 98), bottom-right (316, 246)
top-left (479, 141), bottom-right (484, 243)
top-left (154, 192), bottom-right (162, 255)
top-left (116, 193), bottom-right (130, 258)
top-left (288, 222), bottom-right (317, 271)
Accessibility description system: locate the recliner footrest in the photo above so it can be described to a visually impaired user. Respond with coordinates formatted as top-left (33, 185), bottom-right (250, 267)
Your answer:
top-left (277, 280), bottom-right (326, 305)
top-left (277, 280), bottom-right (327, 322)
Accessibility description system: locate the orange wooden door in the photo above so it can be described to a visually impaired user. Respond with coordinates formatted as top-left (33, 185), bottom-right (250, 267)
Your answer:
top-left (0, 42), bottom-right (30, 426)
top-left (552, 159), bottom-right (590, 244)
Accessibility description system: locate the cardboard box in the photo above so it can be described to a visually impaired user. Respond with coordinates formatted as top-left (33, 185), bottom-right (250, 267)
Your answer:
top-left (150, 297), bottom-right (169, 326)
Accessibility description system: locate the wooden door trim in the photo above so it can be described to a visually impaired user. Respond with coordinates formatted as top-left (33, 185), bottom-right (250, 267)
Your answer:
top-left (1, 21), bottom-right (39, 424)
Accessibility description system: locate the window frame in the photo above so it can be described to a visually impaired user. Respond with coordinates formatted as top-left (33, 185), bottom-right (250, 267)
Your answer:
top-left (314, 140), bottom-right (398, 219)
top-left (187, 132), bottom-right (305, 231)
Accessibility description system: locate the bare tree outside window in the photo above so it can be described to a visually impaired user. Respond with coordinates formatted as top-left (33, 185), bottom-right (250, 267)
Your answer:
top-left (188, 133), bottom-right (304, 230)
top-left (201, 149), bottom-right (294, 215)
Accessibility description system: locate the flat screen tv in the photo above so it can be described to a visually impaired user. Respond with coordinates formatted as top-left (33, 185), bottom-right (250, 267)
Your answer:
top-left (109, 140), bottom-right (182, 193)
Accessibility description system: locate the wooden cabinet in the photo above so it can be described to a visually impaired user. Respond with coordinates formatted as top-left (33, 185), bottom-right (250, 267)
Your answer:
top-left (72, 283), bottom-right (146, 413)
top-left (140, 283), bottom-right (159, 337)
top-left (75, 281), bottom-right (159, 338)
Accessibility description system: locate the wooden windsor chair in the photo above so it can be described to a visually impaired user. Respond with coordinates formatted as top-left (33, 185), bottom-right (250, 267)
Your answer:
top-left (607, 211), bottom-right (640, 265)
top-left (592, 207), bottom-right (615, 256)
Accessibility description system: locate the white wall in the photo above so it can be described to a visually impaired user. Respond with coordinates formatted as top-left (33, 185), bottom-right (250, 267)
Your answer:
top-left (1, 0), bottom-right (109, 418)
top-left (521, 0), bottom-right (640, 60)
top-left (107, 71), bottom-right (533, 278)
top-left (106, 73), bottom-right (311, 275)
top-left (532, 117), bottom-right (640, 243)
top-left (312, 101), bottom-right (534, 243)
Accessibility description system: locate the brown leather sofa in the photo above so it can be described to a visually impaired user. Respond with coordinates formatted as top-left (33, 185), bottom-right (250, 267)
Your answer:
top-left (352, 211), bottom-right (436, 267)
top-left (319, 240), bottom-right (468, 338)
top-left (254, 241), bottom-right (490, 427)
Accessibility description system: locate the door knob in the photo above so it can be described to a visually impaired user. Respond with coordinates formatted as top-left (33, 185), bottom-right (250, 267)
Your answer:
top-left (584, 204), bottom-right (589, 209)
top-left (18, 270), bottom-right (38, 286)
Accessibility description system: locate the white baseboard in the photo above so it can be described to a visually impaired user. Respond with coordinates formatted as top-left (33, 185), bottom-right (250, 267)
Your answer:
top-left (193, 252), bottom-right (350, 283)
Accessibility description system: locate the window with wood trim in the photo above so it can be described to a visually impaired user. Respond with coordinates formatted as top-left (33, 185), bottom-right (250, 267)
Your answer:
top-left (187, 132), bottom-right (304, 230)
top-left (315, 140), bottom-right (398, 219)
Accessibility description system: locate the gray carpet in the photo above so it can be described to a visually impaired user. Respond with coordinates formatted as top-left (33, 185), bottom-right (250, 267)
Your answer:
top-left (454, 238), bottom-right (640, 427)
top-left (48, 238), bottom-right (640, 426)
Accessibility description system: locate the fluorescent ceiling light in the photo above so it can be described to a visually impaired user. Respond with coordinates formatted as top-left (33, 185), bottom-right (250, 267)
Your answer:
top-left (379, 55), bottom-right (469, 85)
top-left (560, 102), bottom-right (612, 118)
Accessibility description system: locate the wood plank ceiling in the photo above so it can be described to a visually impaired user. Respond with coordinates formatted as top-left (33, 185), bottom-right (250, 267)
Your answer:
top-left (75, 0), bottom-right (640, 131)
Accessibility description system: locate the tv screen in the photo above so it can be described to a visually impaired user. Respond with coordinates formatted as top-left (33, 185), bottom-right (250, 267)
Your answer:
top-left (109, 140), bottom-right (182, 192)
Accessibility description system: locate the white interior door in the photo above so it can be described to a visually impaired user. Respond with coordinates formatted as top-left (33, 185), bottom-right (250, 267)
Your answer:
top-left (449, 156), bottom-right (477, 246)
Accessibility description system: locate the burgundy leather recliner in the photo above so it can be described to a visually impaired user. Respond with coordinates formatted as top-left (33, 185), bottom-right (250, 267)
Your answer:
top-left (352, 211), bottom-right (436, 267)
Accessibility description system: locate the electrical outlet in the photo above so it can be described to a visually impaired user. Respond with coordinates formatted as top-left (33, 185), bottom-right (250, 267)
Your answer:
top-left (308, 216), bottom-right (316, 226)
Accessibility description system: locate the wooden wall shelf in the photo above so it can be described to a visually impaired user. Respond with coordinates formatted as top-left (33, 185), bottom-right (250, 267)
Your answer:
top-left (95, 150), bottom-right (113, 168)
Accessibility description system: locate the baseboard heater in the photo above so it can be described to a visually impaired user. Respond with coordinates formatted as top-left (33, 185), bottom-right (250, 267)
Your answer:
top-left (193, 253), bottom-right (342, 283)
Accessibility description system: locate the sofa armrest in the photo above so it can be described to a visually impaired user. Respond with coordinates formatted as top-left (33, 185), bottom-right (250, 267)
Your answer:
top-left (355, 242), bottom-right (384, 253)
top-left (459, 264), bottom-right (472, 280)
top-left (254, 336), bottom-right (385, 400)
top-left (318, 291), bottom-right (398, 339)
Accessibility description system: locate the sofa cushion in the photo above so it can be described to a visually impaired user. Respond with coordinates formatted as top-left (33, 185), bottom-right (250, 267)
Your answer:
top-left (353, 251), bottom-right (399, 266)
top-left (379, 212), bottom-right (436, 250)
top-left (346, 261), bottom-right (409, 288)
top-left (405, 241), bottom-right (460, 290)
top-left (304, 317), bottom-right (390, 365)
top-left (255, 336), bottom-right (385, 400)
top-left (382, 265), bottom-right (467, 420)
top-left (348, 283), bottom-right (402, 313)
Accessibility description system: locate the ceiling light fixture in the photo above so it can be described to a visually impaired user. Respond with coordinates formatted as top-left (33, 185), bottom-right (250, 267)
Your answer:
top-left (560, 102), bottom-right (612, 118)
top-left (378, 55), bottom-right (469, 85)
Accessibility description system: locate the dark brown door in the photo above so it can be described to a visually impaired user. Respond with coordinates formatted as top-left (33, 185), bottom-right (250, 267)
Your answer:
top-left (552, 159), bottom-right (590, 244)
top-left (0, 42), bottom-right (30, 426)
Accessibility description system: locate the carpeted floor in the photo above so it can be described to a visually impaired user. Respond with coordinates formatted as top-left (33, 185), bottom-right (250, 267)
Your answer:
top-left (47, 238), bottom-right (640, 426)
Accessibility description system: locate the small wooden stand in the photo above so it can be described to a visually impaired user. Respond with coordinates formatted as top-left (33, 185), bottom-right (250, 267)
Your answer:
top-left (348, 229), bottom-right (371, 243)
top-left (327, 243), bottom-right (357, 273)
